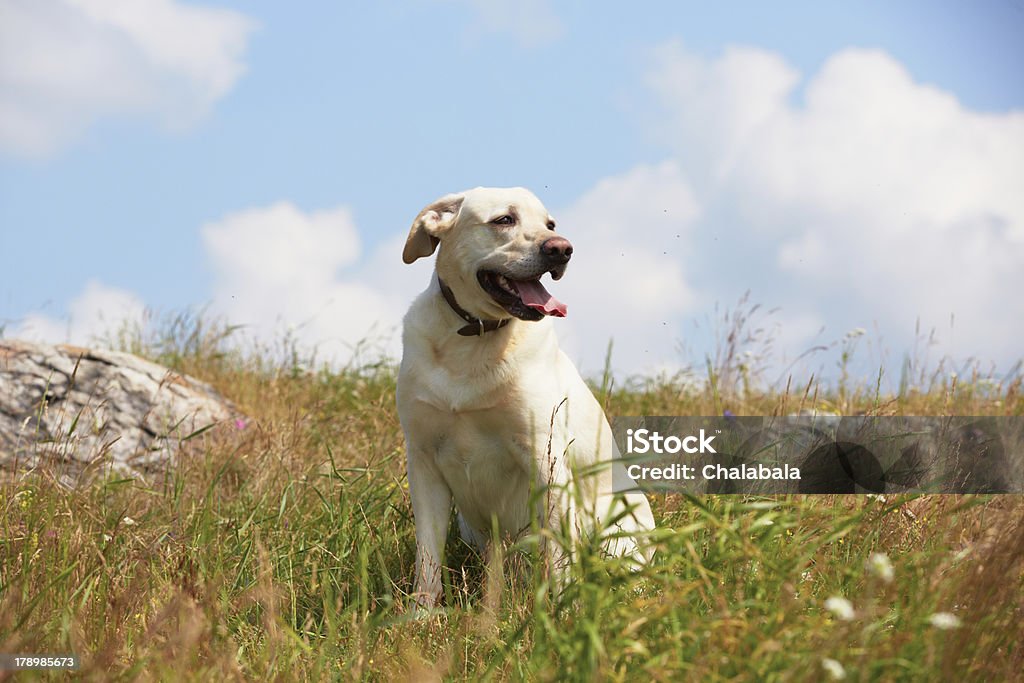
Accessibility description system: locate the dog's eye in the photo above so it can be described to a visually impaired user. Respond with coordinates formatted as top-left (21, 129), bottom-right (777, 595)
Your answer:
top-left (546, 221), bottom-right (556, 231)
top-left (491, 215), bottom-right (515, 226)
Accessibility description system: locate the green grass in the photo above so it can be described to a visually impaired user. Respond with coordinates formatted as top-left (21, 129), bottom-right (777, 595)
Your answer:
top-left (1, 318), bottom-right (1022, 680)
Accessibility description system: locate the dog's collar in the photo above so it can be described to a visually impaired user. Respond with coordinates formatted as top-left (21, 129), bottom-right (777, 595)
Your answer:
top-left (437, 277), bottom-right (510, 337)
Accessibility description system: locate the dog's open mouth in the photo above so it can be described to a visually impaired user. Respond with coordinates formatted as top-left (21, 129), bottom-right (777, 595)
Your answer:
top-left (478, 270), bottom-right (568, 321)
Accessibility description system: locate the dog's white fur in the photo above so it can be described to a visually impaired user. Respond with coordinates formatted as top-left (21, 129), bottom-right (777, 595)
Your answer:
top-left (397, 187), bottom-right (655, 606)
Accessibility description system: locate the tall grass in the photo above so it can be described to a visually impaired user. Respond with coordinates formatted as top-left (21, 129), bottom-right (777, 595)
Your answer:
top-left (1, 312), bottom-right (1021, 680)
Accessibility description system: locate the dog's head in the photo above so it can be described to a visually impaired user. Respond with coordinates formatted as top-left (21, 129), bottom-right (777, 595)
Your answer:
top-left (403, 187), bottom-right (571, 321)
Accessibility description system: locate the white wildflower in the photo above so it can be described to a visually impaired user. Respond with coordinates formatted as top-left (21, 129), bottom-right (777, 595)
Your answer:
top-left (122, 516), bottom-right (137, 526)
top-left (845, 328), bottom-right (866, 339)
top-left (867, 552), bottom-right (894, 583)
top-left (825, 596), bottom-right (855, 621)
top-left (821, 657), bottom-right (846, 680)
top-left (928, 612), bottom-right (961, 630)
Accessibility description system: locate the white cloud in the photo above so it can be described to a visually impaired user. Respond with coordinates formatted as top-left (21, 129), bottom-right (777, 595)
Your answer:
top-left (447, 0), bottom-right (563, 48)
top-left (645, 42), bottom-right (799, 187)
top-left (12, 280), bottom-right (146, 344)
top-left (9, 203), bottom-right (419, 364)
top-left (0, 0), bottom-right (254, 158)
top-left (645, 43), bottom-right (1024, 374)
top-left (200, 201), bottom-right (414, 365)
top-left (553, 161), bottom-right (702, 376)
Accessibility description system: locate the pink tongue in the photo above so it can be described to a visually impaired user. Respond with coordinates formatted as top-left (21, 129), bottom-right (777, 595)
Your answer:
top-left (513, 279), bottom-right (567, 317)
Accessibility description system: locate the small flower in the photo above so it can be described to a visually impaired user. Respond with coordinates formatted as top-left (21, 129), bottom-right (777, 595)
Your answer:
top-left (845, 328), bottom-right (866, 339)
top-left (825, 596), bottom-right (855, 621)
top-left (866, 493), bottom-right (887, 504)
top-left (234, 418), bottom-right (248, 430)
top-left (928, 612), bottom-right (961, 630)
top-left (821, 657), bottom-right (846, 680)
top-left (867, 552), bottom-right (894, 583)
top-left (103, 533), bottom-right (113, 542)
top-left (17, 488), bottom-right (36, 510)
top-left (122, 516), bottom-right (137, 526)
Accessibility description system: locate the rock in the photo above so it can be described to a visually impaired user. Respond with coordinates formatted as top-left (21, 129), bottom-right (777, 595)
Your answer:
top-left (0, 340), bottom-right (239, 484)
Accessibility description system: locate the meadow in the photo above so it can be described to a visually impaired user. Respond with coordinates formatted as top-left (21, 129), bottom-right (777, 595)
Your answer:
top-left (1, 315), bottom-right (1021, 681)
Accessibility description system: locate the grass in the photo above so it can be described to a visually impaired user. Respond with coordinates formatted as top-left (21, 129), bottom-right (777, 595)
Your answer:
top-left (1, 314), bottom-right (1022, 681)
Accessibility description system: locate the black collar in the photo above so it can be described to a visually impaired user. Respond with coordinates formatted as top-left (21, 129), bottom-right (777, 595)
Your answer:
top-left (437, 277), bottom-right (510, 337)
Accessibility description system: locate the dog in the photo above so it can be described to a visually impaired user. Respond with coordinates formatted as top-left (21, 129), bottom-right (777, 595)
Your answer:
top-left (396, 187), bottom-right (655, 607)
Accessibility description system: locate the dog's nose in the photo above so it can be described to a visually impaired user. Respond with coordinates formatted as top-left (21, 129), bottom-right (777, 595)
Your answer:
top-left (541, 236), bottom-right (573, 264)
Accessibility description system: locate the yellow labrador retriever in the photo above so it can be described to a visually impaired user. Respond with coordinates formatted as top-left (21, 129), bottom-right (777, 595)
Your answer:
top-left (397, 187), bottom-right (655, 606)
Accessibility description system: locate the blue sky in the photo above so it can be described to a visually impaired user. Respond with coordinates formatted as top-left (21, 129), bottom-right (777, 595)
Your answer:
top-left (2, 0), bottom-right (1022, 385)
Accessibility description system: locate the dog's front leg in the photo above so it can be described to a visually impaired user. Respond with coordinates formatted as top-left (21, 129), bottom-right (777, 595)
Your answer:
top-left (407, 450), bottom-right (452, 608)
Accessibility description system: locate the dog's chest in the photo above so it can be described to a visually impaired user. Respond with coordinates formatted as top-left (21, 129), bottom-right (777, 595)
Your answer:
top-left (432, 403), bottom-right (537, 531)
top-left (412, 349), bottom-right (518, 412)
top-left (401, 361), bottom-right (545, 523)
top-left (422, 395), bottom-right (532, 470)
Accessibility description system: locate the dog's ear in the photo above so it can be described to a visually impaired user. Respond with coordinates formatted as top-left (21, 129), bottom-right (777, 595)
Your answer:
top-left (403, 193), bottom-right (465, 264)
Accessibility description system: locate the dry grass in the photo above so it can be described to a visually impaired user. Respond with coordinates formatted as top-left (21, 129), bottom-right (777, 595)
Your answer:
top-left (1, 314), bottom-right (1022, 680)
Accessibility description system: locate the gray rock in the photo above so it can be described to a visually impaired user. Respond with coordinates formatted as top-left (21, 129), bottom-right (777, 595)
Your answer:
top-left (0, 340), bottom-right (238, 484)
